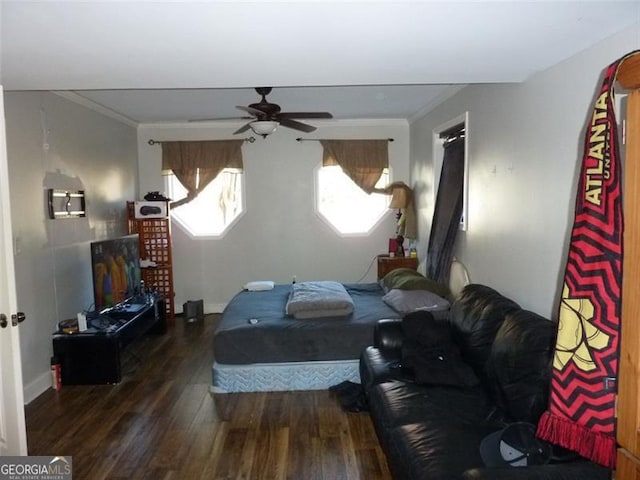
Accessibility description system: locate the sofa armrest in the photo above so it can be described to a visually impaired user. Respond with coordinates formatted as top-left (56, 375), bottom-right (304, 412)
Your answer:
top-left (462, 462), bottom-right (610, 480)
top-left (373, 319), bottom-right (404, 351)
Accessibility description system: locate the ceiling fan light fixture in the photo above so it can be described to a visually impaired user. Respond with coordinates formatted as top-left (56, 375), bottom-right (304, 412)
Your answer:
top-left (250, 120), bottom-right (279, 136)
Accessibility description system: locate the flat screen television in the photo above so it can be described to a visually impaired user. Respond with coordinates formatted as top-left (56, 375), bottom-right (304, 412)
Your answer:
top-left (90, 234), bottom-right (141, 312)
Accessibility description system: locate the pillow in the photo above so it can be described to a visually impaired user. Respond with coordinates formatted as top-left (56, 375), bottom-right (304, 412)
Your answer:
top-left (382, 268), bottom-right (423, 289)
top-left (382, 288), bottom-right (450, 314)
top-left (382, 268), bottom-right (450, 298)
top-left (244, 280), bottom-right (275, 291)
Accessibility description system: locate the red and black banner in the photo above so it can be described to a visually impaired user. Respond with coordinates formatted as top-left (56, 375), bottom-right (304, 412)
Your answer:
top-left (536, 50), bottom-right (640, 468)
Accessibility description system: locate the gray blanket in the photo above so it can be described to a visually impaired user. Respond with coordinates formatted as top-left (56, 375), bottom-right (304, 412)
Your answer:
top-left (286, 281), bottom-right (354, 319)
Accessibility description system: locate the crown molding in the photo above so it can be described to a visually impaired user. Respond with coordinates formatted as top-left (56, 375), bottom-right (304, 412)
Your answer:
top-left (52, 91), bottom-right (138, 127)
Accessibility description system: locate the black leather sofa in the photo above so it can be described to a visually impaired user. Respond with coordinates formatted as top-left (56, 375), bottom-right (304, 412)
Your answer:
top-left (359, 284), bottom-right (610, 479)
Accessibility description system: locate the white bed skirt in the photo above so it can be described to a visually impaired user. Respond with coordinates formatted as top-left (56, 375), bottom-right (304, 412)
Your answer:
top-left (211, 359), bottom-right (360, 393)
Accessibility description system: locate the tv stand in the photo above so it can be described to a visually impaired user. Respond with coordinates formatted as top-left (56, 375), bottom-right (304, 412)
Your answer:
top-left (52, 298), bottom-right (167, 385)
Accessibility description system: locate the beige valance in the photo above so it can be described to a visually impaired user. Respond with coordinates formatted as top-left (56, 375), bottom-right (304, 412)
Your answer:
top-left (320, 140), bottom-right (389, 193)
top-left (162, 140), bottom-right (243, 172)
top-left (161, 140), bottom-right (244, 209)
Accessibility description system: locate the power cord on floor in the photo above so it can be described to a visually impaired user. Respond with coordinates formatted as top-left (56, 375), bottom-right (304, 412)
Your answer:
top-left (354, 254), bottom-right (380, 283)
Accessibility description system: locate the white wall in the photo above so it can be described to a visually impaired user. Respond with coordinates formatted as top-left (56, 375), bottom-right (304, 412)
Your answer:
top-left (0, 2), bottom-right (3, 84)
top-left (137, 120), bottom-right (410, 311)
top-left (410, 25), bottom-right (640, 318)
top-left (4, 91), bottom-right (137, 402)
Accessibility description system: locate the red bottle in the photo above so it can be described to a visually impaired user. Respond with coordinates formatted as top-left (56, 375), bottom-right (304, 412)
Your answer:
top-left (50, 356), bottom-right (62, 391)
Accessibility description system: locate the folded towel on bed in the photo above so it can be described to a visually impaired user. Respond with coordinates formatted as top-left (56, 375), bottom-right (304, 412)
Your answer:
top-left (286, 281), bottom-right (354, 319)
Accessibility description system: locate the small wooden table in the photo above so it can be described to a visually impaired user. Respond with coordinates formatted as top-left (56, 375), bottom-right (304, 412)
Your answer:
top-left (377, 254), bottom-right (419, 280)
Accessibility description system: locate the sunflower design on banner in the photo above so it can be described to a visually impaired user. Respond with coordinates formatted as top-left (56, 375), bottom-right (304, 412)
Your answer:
top-left (555, 283), bottom-right (610, 372)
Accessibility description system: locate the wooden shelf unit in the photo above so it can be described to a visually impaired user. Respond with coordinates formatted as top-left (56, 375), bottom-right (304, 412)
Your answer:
top-left (127, 202), bottom-right (175, 325)
top-left (616, 55), bottom-right (640, 479)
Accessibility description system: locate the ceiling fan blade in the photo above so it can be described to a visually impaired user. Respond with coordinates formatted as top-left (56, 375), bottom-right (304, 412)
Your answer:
top-left (279, 118), bottom-right (317, 133)
top-left (189, 116), bottom-right (252, 122)
top-left (233, 122), bottom-right (254, 135)
top-left (236, 105), bottom-right (264, 117)
top-left (278, 112), bottom-right (333, 119)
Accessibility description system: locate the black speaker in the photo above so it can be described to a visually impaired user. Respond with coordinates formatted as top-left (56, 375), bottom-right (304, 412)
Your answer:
top-left (183, 299), bottom-right (204, 323)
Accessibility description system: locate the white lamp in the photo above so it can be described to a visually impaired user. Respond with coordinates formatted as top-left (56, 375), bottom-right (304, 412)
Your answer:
top-left (250, 120), bottom-right (279, 137)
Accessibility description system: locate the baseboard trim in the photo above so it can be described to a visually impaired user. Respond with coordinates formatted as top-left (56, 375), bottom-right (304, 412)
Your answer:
top-left (23, 371), bottom-right (52, 405)
top-left (205, 303), bottom-right (226, 314)
top-left (174, 302), bottom-right (226, 315)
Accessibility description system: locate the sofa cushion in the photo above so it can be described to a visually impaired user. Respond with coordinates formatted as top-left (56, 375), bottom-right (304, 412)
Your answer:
top-left (485, 309), bottom-right (554, 423)
top-left (368, 380), bottom-right (500, 432)
top-left (401, 311), bottom-right (479, 387)
top-left (383, 422), bottom-right (501, 480)
top-left (449, 284), bottom-right (521, 377)
top-left (359, 346), bottom-right (413, 390)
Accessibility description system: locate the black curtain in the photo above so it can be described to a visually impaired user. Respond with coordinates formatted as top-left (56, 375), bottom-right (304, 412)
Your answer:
top-left (426, 136), bottom-right (465, 285)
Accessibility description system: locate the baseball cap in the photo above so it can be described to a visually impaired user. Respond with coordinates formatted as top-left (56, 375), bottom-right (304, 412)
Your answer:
top-left (480, 422), bottom-right (552, 467)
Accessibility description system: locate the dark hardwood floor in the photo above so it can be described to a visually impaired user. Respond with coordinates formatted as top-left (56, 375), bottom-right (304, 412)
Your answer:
top-left (26, 315), bottom-right (392, 480)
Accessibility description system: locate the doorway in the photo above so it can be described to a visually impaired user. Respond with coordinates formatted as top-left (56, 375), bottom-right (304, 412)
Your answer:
top-left (0, 86), bottom-right (28, 455)
top-left (426, 112), bottom-right (469, 285)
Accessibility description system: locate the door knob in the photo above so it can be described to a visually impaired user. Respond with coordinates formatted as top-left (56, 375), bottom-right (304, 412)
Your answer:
top-left (0, 314), bottom-right (7, 328)
top-left (11, 312), bottom-right (25, 326)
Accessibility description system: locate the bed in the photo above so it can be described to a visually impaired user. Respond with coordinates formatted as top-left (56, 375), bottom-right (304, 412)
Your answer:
top-left (211, 261), bottom-right (468, 393)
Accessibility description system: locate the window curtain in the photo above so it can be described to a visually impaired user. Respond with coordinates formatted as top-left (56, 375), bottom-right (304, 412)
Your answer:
top-left (425, 136), bottom-right (465, 285)
top-left (320, 140), bottom-right (388, 193)
top-left (161, 140), bottom-right (244, 209)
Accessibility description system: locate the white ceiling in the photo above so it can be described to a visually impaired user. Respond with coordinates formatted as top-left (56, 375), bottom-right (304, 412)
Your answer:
top-left (1, 1), bottom-right (639, 124)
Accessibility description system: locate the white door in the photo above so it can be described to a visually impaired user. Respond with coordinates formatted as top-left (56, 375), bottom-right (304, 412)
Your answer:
top-left (0, 86), bottom-right (28, 455)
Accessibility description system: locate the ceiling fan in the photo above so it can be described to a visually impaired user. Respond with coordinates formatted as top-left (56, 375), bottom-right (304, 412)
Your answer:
top-left (192, 87), bottom-right (333, 137)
